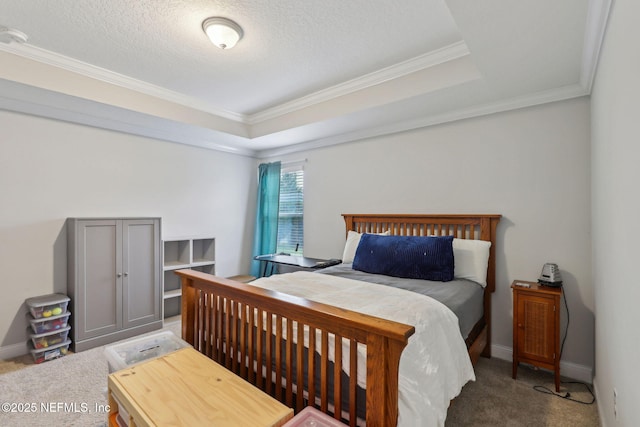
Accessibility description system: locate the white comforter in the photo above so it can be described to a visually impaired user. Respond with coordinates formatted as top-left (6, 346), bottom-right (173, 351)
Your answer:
top-left (251, 271), bottom-right (475, 427)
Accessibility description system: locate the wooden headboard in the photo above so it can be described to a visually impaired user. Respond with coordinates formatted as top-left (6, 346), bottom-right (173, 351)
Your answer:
top-left (342, 213), bottom-right (501, 361)
top-left (342, 214), bottom-right (501, 292)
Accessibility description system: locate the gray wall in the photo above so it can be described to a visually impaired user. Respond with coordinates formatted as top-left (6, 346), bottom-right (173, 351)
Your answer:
top-left (591, 0), bottom-right (640, 425)
top-left (0, 110), bottom-right (256, 356)
top-left (270, 97), bottom-right (594, 378)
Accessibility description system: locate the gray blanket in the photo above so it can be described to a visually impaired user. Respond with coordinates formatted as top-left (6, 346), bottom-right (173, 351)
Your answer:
top-left (316, 263), bottom-right (483, 339)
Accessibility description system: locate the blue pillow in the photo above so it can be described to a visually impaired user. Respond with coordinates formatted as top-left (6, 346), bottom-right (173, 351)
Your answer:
top-left (352, 234), bottom-right (454, 281)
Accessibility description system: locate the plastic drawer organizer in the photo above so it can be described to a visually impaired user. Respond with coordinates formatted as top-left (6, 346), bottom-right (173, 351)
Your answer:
top-left (29, 312), bottom-right (71, 334)
top-left (25, 293), bottom-right (69, 319)
top-left (30, 326), bottom-right (71, 349)
top-left (30, 340), bottom-right (71, 364)
top-left (25, 293), bottom-right (72, 363)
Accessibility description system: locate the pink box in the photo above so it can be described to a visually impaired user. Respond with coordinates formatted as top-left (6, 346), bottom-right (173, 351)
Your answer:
top-left (283, 406), bottom-right (346, 427)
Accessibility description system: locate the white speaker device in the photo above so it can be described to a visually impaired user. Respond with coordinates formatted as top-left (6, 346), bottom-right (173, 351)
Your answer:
top-left (538, 263), bottom-right (563, 287)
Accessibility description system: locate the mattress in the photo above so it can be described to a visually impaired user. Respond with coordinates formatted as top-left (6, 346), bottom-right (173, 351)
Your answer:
top-left (316, 263), bottom-right (484, 339)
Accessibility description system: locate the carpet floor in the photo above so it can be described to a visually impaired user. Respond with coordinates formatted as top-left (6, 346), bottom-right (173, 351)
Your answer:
top-left (0, 322), bottom-right (599, 426)
top-left (446, 357), bottom-right (599, 426)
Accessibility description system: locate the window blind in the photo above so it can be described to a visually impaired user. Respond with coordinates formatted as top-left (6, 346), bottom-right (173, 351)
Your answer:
top-left (276, 164), bottom-right (304, 255)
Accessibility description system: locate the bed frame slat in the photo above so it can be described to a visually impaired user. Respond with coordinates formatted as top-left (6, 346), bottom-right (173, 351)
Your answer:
top-left (320, 330), bottom-right (329, 413)
top-left (286, 319), bottom-right (294, 406)
top-left (265, 312), bottom-right (273, 395)
top-left (349, 339), bottom-right (358, 426)
top-left (256, 307), bottom-right (264, 389)
top-left (333, 333), bottom-right (343, 420)
top-left (247, 303), bottom-right (255, 383)
top-left (296, 323), bottom-right (305, 410)
top-left (308, 326), bottom-right (316, 409)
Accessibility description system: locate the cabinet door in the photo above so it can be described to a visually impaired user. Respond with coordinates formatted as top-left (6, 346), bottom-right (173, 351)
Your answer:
top-left (122, 219), bottom-right (161, 329)
top-left (515, 293), bottom-right (556, 364)
top-left (76, 220), bottom-right (122, 341)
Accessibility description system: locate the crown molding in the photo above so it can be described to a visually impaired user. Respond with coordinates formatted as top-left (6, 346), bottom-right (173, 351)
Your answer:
top-left (0, 79), bottom-right (256, 157)
top-left (247, 41), bottom-right (470, 125)
top-left (2, 72), bottom-right (588, 160)
top-left (0, 40), bottom-right (469, 128)
top-left (0, 42), bottom-right (248, 123)
top-left (257, 84), bottom-right (588, 158)
top-left (580, 0), bottom-right (614, 92)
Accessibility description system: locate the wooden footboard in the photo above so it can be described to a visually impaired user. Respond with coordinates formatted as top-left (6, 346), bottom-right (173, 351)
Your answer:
top-left (177, 269), bottom-right (415, 427)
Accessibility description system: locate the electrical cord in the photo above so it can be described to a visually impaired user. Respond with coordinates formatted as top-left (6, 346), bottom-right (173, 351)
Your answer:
top-left (533, 381), bottom-right (596, 405)
top-left (532, 288), bottom-right (595, 405)
top-left (560, 288), bottom-right (569, 359)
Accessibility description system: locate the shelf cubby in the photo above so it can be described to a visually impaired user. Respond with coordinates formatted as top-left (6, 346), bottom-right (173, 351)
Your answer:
top-left (192, 238), bottom-right (215, 265)
top-left (162, 237), bottom-right (215, 320)
top-left (163, 240), bottom-right (190, 268)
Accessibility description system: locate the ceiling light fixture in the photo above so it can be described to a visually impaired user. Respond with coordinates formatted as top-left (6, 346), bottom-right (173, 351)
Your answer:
top-left (0, 26), bottom-right (28, 44)
top-left (202, 17), bottom-right (243, 50)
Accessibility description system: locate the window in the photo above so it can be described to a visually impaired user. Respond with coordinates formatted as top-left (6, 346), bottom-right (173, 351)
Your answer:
top-left (276, 164), bottom-right (304, 255)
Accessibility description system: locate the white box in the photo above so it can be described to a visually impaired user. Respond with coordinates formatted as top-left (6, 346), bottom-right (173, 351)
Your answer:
top-left (104, 331), bottom-right (190, 372)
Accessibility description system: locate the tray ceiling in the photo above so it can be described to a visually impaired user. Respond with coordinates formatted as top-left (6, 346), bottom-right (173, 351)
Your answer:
top-left (0, 0), bottom-right (610, 157)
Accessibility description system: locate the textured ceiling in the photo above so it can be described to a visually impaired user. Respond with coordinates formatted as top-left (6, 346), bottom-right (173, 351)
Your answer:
top-left (0, 0), bottom-right (609, 157)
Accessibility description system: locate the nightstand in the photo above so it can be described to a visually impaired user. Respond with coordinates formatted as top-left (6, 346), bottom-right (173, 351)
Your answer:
top-left (511, 280), bottom-right (562, 392)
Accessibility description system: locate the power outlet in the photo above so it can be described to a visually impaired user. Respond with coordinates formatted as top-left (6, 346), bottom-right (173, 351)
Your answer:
top-left (613, 388), bottom-right (618, 419)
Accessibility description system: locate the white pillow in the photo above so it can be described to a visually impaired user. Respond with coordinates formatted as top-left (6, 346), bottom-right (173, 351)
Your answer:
top-left (452, 238), bottom-right (491, 287)
top-left (342, 230), bottom-right (390, 263)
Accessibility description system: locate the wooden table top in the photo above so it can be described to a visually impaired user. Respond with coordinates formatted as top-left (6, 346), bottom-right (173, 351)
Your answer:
top-left (108, 347), bottom-right (293, 427)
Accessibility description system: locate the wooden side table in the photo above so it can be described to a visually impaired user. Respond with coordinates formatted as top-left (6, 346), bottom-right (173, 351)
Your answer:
top-left (511, 280), bottom-right (562, 392)
top-left (108, 347), bottom-right (293, 427)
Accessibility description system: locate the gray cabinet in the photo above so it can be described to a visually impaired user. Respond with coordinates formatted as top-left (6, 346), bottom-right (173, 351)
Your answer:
top-left (67, 218), bottom-right (162, 352)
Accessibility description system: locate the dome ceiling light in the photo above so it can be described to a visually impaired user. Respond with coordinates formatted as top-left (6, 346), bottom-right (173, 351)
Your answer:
top-left (202, 17), bottom-right (243, 50)
top-left (0, 26), bottom-right (28, 44)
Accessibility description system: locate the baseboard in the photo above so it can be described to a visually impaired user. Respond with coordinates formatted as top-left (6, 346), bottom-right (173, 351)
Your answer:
top-left (592, 378), bottom-right (608, 427)
top-left (0, 341), bottom-right (29, 360)
top-left (491, 343), bottom-right (593, 384)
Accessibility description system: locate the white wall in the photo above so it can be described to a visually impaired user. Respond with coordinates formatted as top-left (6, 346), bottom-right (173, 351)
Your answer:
top-left (591, 0), bottom-right (640, 425)
top-left (0, 93), bottom-right (596, 385)
top-left (271, 97), bottom-right (594, 377)
top-left (0, 110), bottom-right (256, 356)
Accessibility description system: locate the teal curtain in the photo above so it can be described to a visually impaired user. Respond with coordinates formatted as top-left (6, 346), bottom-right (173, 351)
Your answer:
top-left (250, 161), bottom-right (281, 277)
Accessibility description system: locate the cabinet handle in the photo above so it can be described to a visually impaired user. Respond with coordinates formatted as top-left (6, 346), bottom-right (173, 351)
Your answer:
top-left (124, 272), bottom-right (128, 277)
top-left (117, 273), bottom-right (122, 278)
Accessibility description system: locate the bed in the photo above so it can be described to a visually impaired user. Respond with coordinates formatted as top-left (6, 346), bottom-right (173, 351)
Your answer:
top-left (176, 213), bottom-right (501, 426)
